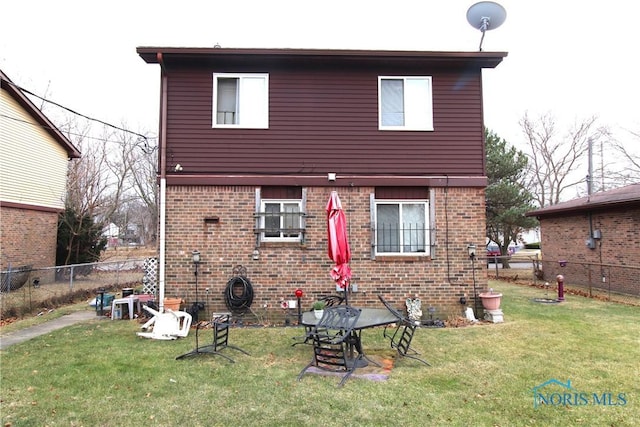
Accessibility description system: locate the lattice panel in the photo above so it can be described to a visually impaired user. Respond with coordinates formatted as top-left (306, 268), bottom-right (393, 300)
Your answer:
top-left (143, 257), bottom-right (158, 296)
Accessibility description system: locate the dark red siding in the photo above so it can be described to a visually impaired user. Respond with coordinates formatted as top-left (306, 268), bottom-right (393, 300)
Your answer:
top-left (163, 66), bottom-right (485, 177)
top-left (138, 48), bottom-right (501, 317)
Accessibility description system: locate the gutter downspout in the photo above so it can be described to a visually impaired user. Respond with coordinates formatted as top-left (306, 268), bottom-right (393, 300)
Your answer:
top-left (158, 52), bottom-right (168, 310)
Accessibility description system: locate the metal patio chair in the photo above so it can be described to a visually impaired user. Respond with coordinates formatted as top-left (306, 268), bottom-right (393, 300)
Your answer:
top-left (291, 294), bottom-right (345, 346)
top-left (297, 306), bottom-right (362, 387)
top-left (377, 294), bottom-right (430, 366)
top-left (176, 312), bottom-right (249, 363)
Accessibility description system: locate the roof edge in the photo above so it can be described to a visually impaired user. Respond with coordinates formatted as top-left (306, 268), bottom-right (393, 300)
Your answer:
top-left (136, 46), bottom-right (507, 68)
top-left (0, 69), bottom-right (81, 158)
top-left (526, 184), bottom-right (640, 217)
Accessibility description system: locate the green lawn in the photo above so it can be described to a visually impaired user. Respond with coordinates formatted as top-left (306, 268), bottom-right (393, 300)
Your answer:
top-left (1, 282), bottom-right (638, 426)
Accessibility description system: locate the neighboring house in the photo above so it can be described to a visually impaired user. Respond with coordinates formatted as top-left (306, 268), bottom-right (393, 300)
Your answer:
top-left (103, 223), bottom-right (120, 248)
top-left (137, 47), bottom-right (506, 318)
top-left (0, 70), bottom-right (81, 273)
top-left (526, 183), bottom-right (640, 296)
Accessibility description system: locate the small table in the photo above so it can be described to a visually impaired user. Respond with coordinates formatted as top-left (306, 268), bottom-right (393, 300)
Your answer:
top-left (301, 308), bottom-right (400, 366)
top-left (111, 295), bottom-right (141, 320)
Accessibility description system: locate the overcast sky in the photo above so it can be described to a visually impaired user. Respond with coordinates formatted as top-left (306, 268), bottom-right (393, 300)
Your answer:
top-left (2, 0), bottom-right (639, 153)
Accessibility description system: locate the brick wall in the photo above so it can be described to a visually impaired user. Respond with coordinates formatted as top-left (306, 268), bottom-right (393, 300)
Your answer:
top-left (1, 206), bottom-right (58, 270)
top-left (163, 185), bottom-right (488, 319)
top-left (538, 206), bottom-right (640, 295)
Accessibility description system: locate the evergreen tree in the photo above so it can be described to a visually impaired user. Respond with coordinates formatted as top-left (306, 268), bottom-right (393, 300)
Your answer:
top-left (56, 207), bottom-right (107, 269)
top-left (485, 128), bottom-right (538, 266)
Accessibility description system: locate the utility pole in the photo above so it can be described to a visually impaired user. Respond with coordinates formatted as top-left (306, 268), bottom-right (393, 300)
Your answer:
top-left (587, 137), bottom-right (593, 197)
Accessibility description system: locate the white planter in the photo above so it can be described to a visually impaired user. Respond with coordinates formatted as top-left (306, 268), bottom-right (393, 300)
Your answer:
top-left (313, 309), bottom-right (324, 320)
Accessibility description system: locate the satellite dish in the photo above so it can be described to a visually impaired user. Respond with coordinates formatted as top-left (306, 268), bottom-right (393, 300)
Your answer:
top-left (466, 1), bottom-right (507, 51)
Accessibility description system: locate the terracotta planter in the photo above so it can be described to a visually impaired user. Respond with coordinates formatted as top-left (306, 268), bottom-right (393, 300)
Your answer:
top-left (164, 298), bottom-right (182, 311)
top-left (479, 293), bottom-right (502, 310)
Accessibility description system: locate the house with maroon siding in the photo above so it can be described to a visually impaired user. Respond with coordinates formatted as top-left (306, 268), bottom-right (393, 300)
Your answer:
top-left (137, 47), bottom-right (506, 320)
top-left (526, 183), bottom-right (640, 296)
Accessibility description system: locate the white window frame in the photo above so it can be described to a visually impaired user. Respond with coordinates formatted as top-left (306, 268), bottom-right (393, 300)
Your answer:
top-left (213, 73), bottom-right (269, 129)
top-left (260, 199), bottom-right (303, 242)
top-left (374, 199), bottom-right (430, 256)
top-left (378, 76), bottom-right (433, 131)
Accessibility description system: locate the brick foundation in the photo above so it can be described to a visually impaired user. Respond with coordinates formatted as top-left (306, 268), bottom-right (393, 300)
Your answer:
top-left (163, 185), bottom-right (488, 320)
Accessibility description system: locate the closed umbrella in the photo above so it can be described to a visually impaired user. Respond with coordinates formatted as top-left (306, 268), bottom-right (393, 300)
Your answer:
top-left (327, 191), bottom-right (351, 305)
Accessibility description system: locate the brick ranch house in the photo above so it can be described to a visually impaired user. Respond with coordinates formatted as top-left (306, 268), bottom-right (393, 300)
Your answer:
top-left (1, 70), bottom-right (81, 279)
top-left (526, 183), bottom-right (640, 297)
top-left (137, 47), bottom-right (506, 320)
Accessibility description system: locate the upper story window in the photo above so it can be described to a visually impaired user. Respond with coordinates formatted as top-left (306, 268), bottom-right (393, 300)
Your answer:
top-left (378, 76), bottom-right (433, 131)
top-left (255, 186), bottom-right (306, 243)
top-left (372, 187), bottom-right (430, 256)
top-left (213, 73), bottom-right (269, 129)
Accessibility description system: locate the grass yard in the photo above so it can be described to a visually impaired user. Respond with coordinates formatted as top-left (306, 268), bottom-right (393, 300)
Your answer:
top-left (1, 281), bottom-right (638, 426)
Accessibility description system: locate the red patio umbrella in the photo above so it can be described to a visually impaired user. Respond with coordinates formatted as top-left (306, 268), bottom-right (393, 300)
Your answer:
top-left (327, 191), bottom-right (352, 304)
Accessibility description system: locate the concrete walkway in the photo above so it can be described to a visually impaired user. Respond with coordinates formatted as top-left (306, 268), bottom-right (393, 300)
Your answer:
top-left (0, 310), bottom-right (103, 350)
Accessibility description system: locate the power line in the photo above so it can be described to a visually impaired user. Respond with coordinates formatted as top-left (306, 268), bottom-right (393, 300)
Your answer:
top-left (3, 79), bottom-right (156, 152)
top-left (0, 113), bottom-right (158, 150)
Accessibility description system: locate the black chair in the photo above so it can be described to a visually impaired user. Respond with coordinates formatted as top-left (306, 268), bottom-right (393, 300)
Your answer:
top-left (317, 295), bottom-right (345, 307)
top-left (176, 313), bottom-right (249, 363)
top-left (297, 306), bottom-right (362, 387)
top-left (291, 294), bottom-right (345, 346)
top-left (377, 294), bottom-right (430, 366)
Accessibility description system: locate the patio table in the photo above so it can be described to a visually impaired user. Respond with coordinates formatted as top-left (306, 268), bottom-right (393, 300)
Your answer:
top-left (111, 295), bottom-right (141, 320)
top-left (301, 307), bottom-right (400, 367)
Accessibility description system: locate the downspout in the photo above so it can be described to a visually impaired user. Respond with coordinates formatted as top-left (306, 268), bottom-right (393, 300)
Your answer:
top-left (158, 52), bottom-right (168, 310)
top-left (587, 138), bottom-right (594, 249)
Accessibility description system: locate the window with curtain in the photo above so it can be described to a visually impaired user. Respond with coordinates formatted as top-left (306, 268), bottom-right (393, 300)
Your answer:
top-left (213, 73), bottom-right (269, 128)
top-left (378, 76), bottom-right (433, 131)
top-left (375, 201), bottom-right (428, 255)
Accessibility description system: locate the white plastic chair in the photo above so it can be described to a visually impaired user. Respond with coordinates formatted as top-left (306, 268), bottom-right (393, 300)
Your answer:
top-left (137, 306), bottom-right (192, 340)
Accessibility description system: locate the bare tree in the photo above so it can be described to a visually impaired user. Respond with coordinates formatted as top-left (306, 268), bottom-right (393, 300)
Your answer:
top-left (64, 122), bottom-right (157, 243)
top-left (27, 91), bottom-right (158, 256)
top-left (610, 127), bottom-right (640, 184)
top-left (57, 119), bottom-right (114, 265)
top-left (519, 112), bottom-right (609, 207)
top-left (99, 126), bottom-right (137, 222)
top-left (125, 135), bottom-right (158, 245)
top-left (63, 121), bottom-right (114, 219)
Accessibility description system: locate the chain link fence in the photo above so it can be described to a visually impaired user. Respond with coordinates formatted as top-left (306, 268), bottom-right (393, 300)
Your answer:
top-left (539, 259), bottom-right (639, 305)
top-left (0, 259), bottom-right (153, 319)
top-left (484, 256), bottom-right (639, 306)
